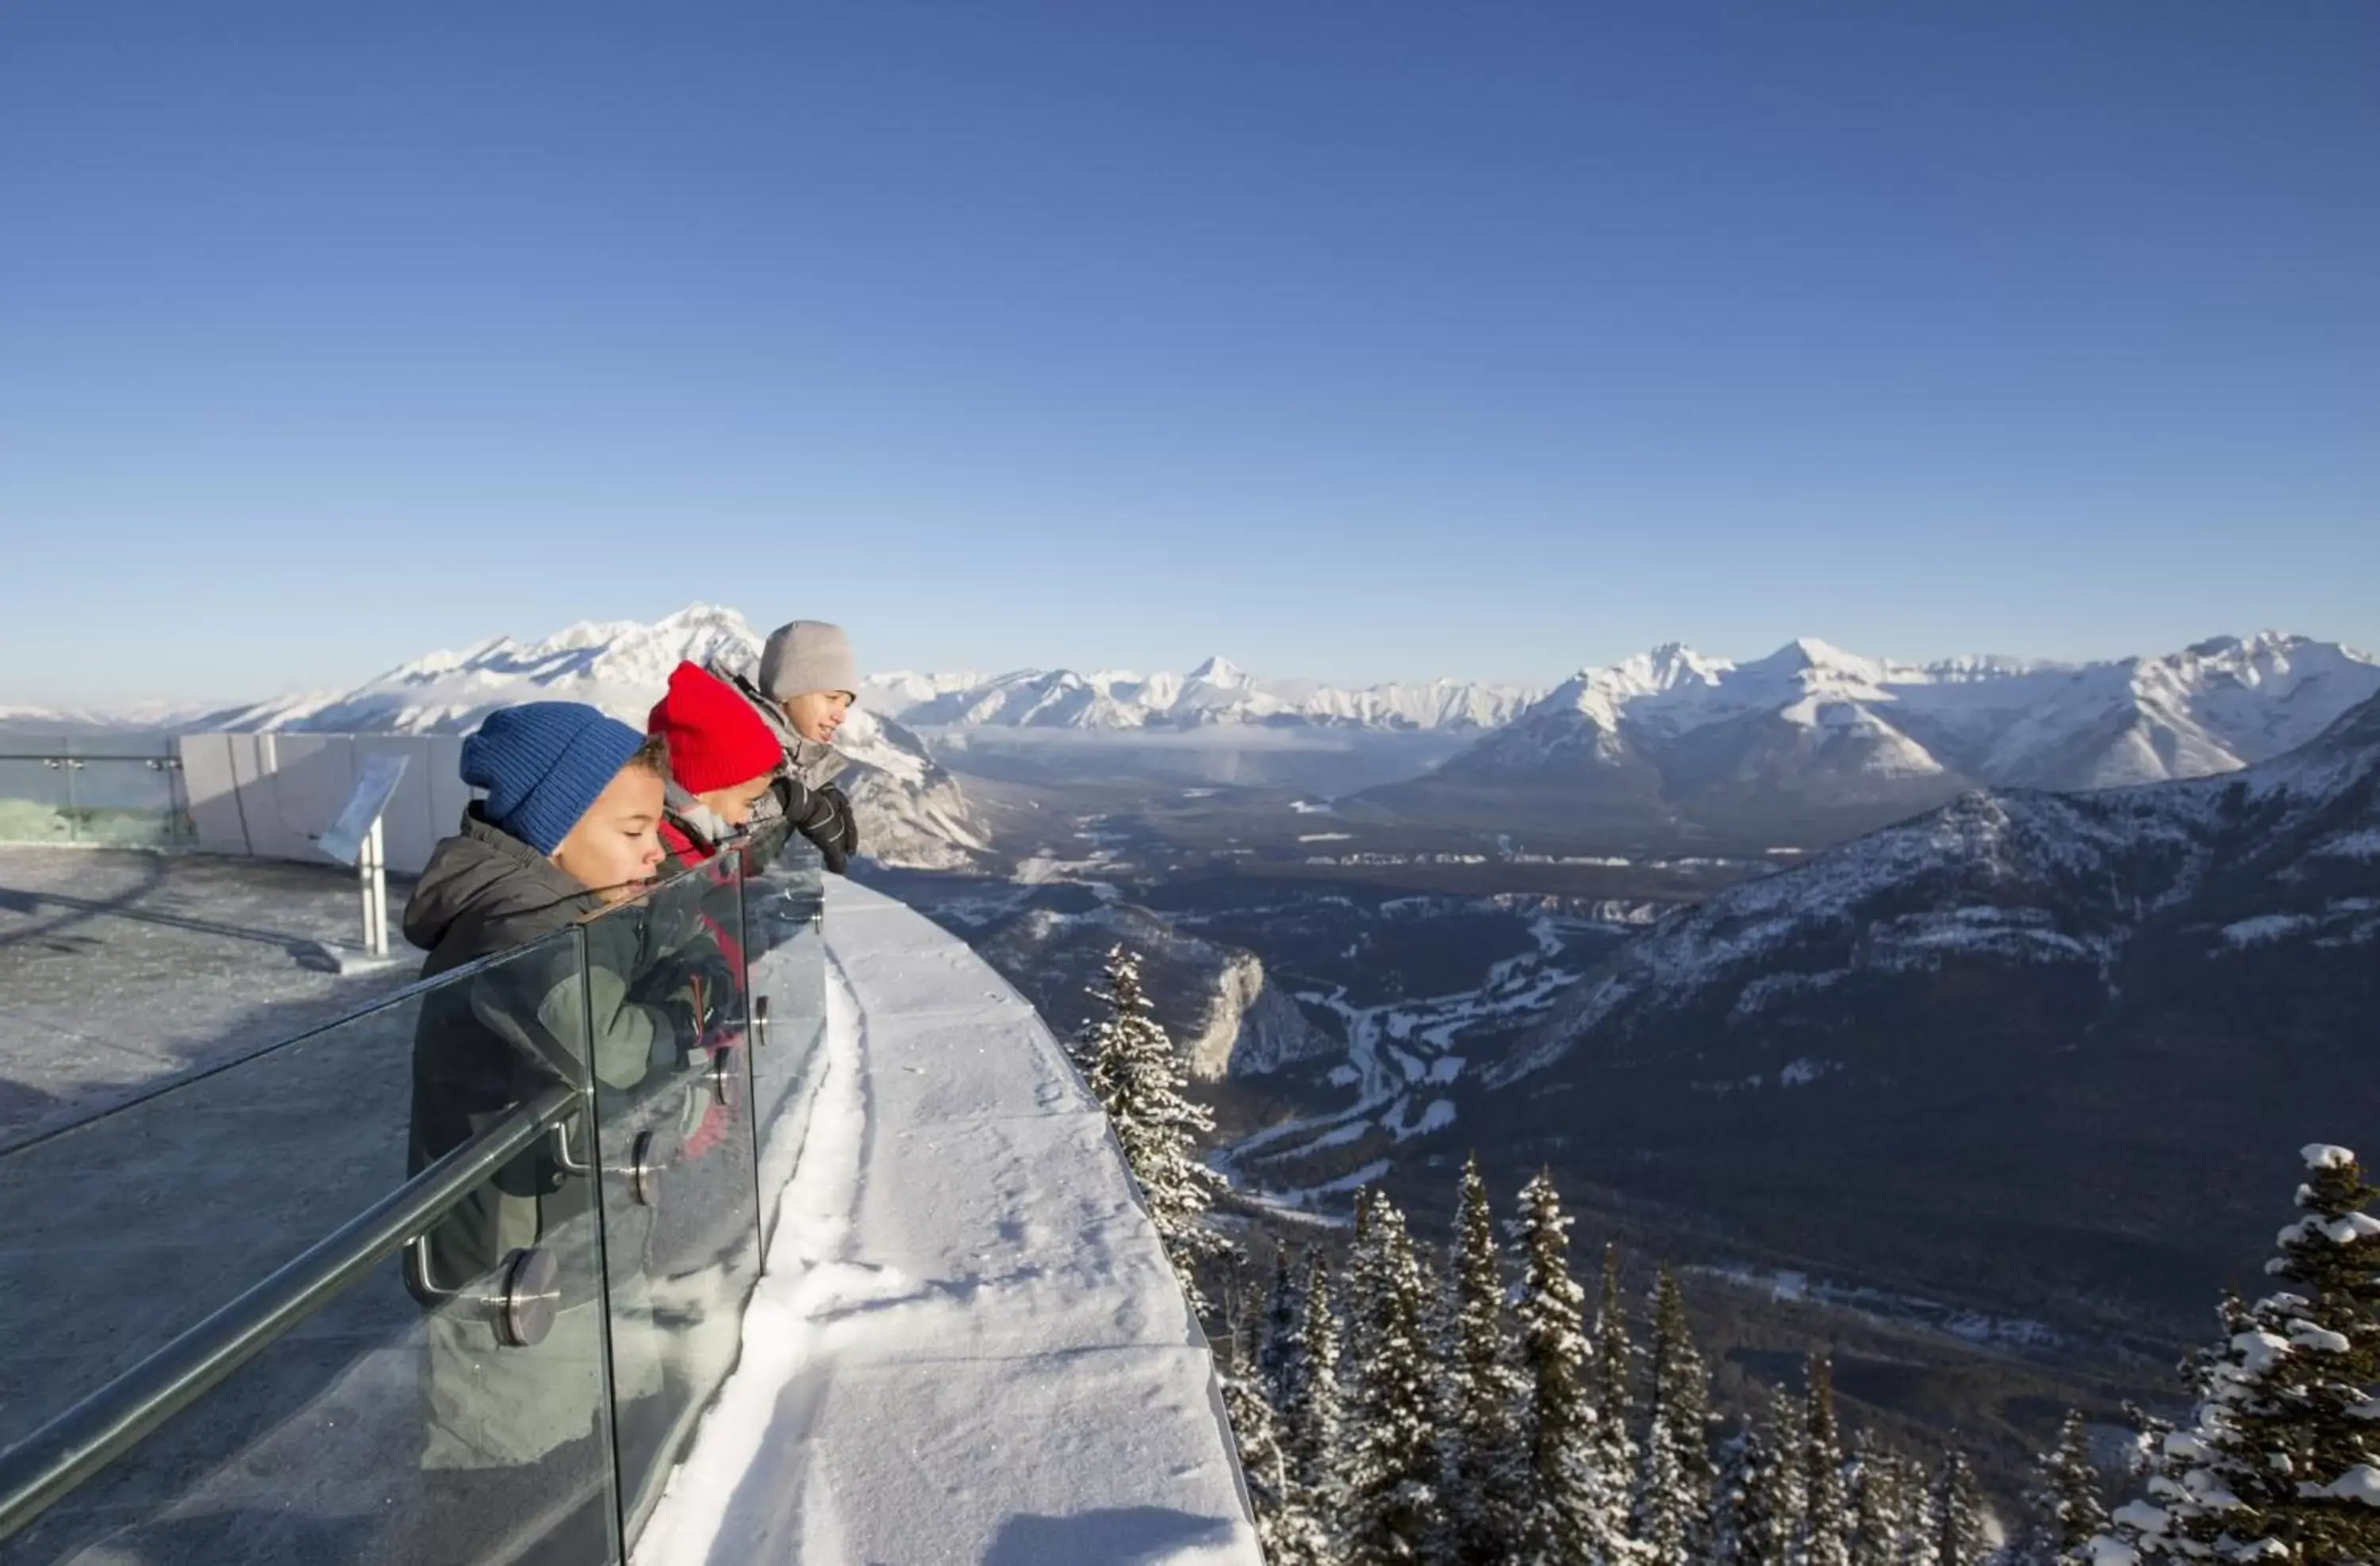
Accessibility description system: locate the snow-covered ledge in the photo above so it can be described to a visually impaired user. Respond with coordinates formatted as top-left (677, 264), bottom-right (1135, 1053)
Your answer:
top-left (638, 879), bottom-right (1260, 1566)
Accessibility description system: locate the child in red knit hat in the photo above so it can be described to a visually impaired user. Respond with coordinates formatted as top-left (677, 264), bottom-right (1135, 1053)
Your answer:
top-left (647, 660), bottom-right (785, 869)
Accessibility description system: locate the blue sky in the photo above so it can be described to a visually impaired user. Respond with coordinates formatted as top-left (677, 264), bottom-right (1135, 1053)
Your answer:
top-left (3, 2), bottom-right (2375, 704)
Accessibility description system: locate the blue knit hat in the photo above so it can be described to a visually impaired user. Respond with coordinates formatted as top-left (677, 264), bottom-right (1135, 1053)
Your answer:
top-left (460, 702), bottom-right (648, 854)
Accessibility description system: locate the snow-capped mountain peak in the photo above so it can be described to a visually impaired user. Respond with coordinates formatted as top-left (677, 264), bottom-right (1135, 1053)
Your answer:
top-left (1755, 636), bottom-right (1896, 689)
top-left (1394, 632), bottom-right (2380, 839)
top-left (1184, 654), bottom-right (1250, 688)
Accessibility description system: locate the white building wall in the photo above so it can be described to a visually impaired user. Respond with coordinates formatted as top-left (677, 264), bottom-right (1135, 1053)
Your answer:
top-left (173, 733), bottom-right (465, 876)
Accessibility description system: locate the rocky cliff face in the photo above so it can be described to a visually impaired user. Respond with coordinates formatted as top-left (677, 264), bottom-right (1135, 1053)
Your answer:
top-left (967, 899), bottom-right (1330, 1080)
top-left (1184, 948), bottom-right (1337, 1080)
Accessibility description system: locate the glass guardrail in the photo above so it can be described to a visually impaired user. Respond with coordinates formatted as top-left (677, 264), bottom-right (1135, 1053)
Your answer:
top-left (0, 738), bottom-right (192, 850)
top-left (0, 841), bottom-right (830, 1564)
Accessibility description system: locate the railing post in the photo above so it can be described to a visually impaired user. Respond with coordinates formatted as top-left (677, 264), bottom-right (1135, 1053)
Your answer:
top-left (56, 756), bottom-right (80, 845)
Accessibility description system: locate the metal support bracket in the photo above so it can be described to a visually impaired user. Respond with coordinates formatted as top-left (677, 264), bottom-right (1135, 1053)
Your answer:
top-left (547, 1122), bottom-right (662, 1207)
top-left (405, 1242), bottom-right (561, 1348)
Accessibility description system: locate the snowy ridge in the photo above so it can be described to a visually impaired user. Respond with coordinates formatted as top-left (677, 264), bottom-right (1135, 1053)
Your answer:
top-left (1490, 689), bottom-right (2380, 1086)
top-left (1438, 631), bottom-right (2378, 799)
top-left (635, 880), bottom-right (1256, 1565)
top-left (0, 700), bottom-right (218, 735)
top-left (864, 658), bottom-right (1539, 733)
top-left (196, 604), bottom-right (990, 871)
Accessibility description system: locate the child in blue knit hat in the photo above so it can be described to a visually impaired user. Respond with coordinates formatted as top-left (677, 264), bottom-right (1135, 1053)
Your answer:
top-left (416, 700), bottom-right (670, 919)
top-left (402, 701), bottom-right (716, 1483)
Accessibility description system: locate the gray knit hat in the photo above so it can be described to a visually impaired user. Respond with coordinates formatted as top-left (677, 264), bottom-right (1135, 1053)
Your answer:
top-left (758, 620), bottom-right (858, 700)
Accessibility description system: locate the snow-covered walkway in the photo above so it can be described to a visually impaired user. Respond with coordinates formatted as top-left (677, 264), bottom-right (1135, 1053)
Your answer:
top-left (635, 879), bottom-right (1258, 1566)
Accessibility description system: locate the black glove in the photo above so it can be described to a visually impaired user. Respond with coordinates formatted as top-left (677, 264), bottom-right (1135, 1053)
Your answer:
top-left (793, 783), bottom-right (858, 875)
top-left (628, 945), bottom-right (738, 1062)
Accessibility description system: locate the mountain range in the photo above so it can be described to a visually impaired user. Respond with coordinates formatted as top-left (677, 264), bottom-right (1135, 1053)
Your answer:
top-left (1365, 631), bottom-right (2380, 846)
top-left (11, 613), bottom-right (2374, 873)
top-left (1457, 684), bottom-right (2380, 1338)
top-left (863, 658), bottom-right (1538, 732)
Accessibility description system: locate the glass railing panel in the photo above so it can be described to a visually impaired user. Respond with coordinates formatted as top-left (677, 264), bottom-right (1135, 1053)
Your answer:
top-left (61, 757), bottom-right (190, 848)
top-left (582, 851), bottom-right (761, 1546)
top-left (0, 754), bottom-right (75, 846)
top-left (0, 923), bottom-right (620, 1563)
top-left (741, 840), bottom-right (828, 1249)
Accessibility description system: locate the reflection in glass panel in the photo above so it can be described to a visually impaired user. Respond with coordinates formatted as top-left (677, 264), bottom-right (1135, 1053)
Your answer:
top-left (62, 758), bottom-right (191, 848)
top-left (583, 850), bottom-right (761, 1547)
top-left (743, 842), bottom-right (829, 1250)
top-left (0, 754), bottom-right (75, 845)
top-left (0, 926), bottom-right (620, 1564)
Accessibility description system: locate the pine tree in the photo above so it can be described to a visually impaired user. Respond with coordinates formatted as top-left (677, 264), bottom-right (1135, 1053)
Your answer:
top-left (1512, 1169), bottom-right (1622, 1565)
top-left (2136, 1142), bottom-right (2380, 1563)
top-left (1803, 1354), bottom-right (1853, 1566)
top-left (1846, 1434), bottom-right (1910, 1566)
top-left (1077, 946), bottom-right (1229, 1312)
top-left (1735, 1388), bottom-right (1807, 1566)
top-left (2098, 1400), bottom-right (2175, 1563)
top-left (2027, 1410), bottom-right (2109, 1564)
top-left (1259, 1247), bottom-right (1306, 1407)
top-left (1712, 1419), bottom-right (1759, 1566)
top-left (1593, 1243), bottom-right (1639, 1530)
top-left (1911, 1459), bottom-right (1945, 1566)
top-left (1225, 1354), bottom-right (1333, 1566)
top-left (2143, 1288), bottom-right (2271, 1560)
top-left (1282, 1252), bottom-right (1342, 1507)
top-left (1898, 1464), bottom-right (1940, 1566)
top-left (2242, 1142), bottom-right (2380, 1560)
top-left (1932, 1450), bottom-right (1986, 1566)
top-left (1442, 1156), bottom-right (1526, 1565)
top-left (1638, 1269), bottom-right (1718, 1562)
top-left (1342, 1190), bottom-right (1444, 1564)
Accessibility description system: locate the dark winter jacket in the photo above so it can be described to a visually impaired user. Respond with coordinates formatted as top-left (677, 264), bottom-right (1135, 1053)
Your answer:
top-left (402, 808), bottom-right (705, 1303)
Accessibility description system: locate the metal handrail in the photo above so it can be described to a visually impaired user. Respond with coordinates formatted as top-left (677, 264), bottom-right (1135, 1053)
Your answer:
top-left (0, 1080), bottom-right (582, 1544)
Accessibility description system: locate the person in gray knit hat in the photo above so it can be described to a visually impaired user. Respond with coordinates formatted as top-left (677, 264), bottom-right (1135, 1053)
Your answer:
top-left (708, 619), bottom-right (862, 873)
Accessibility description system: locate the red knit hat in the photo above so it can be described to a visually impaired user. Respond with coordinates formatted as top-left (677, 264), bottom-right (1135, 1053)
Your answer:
top-left (647, 662), bottom-right (782, 795)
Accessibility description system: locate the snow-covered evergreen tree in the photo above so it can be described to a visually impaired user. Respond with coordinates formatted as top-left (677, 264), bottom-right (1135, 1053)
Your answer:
top-left (1712, 1420), bottom-right (1757, 1566)
top-left (2142, 1289), bottom-right (2269, 1560)
top-left (1512, 1169), bottom-right (1623, 1565)
top-left (1259, 1247), bottom-right (1307, 1407)
top-left (2097, 1400), bottom-right (2175, 1563)
top-left (1443, 1156), bottom-right (1526, 1565)
top-left (1342, 1190), bottom-right (1444, 1564)
top-left (1592, 1243), bottom-right (1639, 1531)
top-left (1727, 1391), bottom-right (1805, 1566)
top-left (1225, 1353), bottom-right (1333, 1566)
top-left (1804, 1354), bottom-right (1853, 1566)
top-left (1283, 1251), bottom-right (1342, 1510)
top-left (1932, 1450), bottom-right (1987, 1566)
top-left (1898, 1464), bottom-right (1940, 1566)
top-left (2244, 1142), bottom-right (2379, 1561)
top-left (1846, 1433), bottom-right (1910, 1566)
top-left (1077, 946), bottom-right (1230, 1312)
top-left (2128, 1142), bottom-right (2380, 1563)
top-left (2026, 1410), bottom-right (2109, 1564)
top-left (1638, 1269), bottom-right (1717, 1562)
